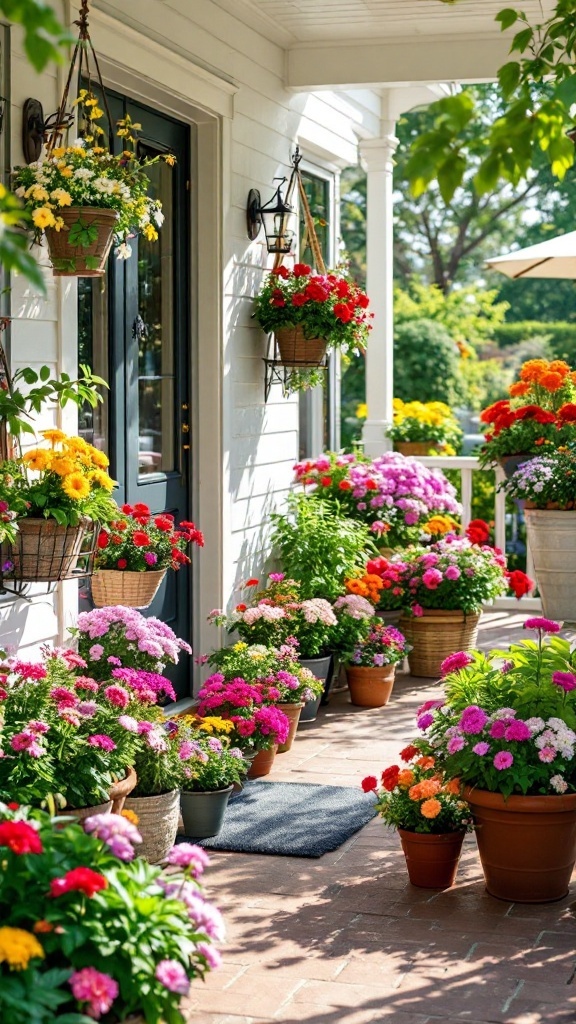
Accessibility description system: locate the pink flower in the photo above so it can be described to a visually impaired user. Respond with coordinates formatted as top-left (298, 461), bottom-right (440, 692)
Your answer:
top-left (440, 652), bottom-right (473, 677)
top-left (412, 604), bottom-right (424, 617)
top-left (504, 720), bottom-right (532, 741)
top-left (538, 746), bottom-right (557, 763)
top-left (447, 736), bottom-right (465, 753)
top-left (144, 551), bottom-right (158, 565)
top-left (489, 720), bottom-right (507, 739)
top-left (9, 661), bottom-right (47, 680)
top-left (50, 687), bottom-right (78, 708)
top-left (523, 617), bottom-right (561, 633)
top-left (88, 644), bottom-right (104, 660)
top-left (552, 671), bottom-right (576, 692)
top-left (87, 734), bottom-right (116, 751)
top-left (197, 941), bottom-right (222, 970)
top-left (473, 741), bottom-right (490, 756)
top-left (459, 705), bottom-right (489, 735)
top-left (74, 677), bottom-right (99, 692)
top-left (118, 715), bottom-right (139, 732)
top-left (268, 572), bottom-right (285, 582)
top-left (165, 842), bottom-right (210, 875)
top-left (69, 967), bottom-right (119, 1019)
top-left (104, 684), bottom-right (130, 708)
top-left (417, 713), bottom-right (434, 731)
top-left (493, 751), bottom-right (514, 770)
top-left (155, 959), bottom-right (190, 995)
top-left (422, 568), bottom-right (443, 589)
top-left (444, 565), bottom-right (461, 581)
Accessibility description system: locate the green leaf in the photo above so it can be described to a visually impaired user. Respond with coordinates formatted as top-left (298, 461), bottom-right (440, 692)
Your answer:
top-left (510, 27), bottom-right (534, 53)
top-left (39, 365), bottom-right (50, 382)
top-left (498, 61), bottom-right (521, 99)
top-left (437, 153), bottom-right (467, 204)
top-left (68, 218), bottom-right (99, 248)
top-left (84, 255), bottom-right (101, 271)
top-left (555, 72), bottom-right (576, 108)
top-left (495, 8), bottom-right (519, 30)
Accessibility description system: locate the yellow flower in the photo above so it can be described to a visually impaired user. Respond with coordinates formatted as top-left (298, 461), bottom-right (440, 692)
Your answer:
top-left (32, 207), bottom-right (56, 230)
top-left (422, 514), bottom-right (459, 536)
top-left (356, 403), bottom-right (367, 419)
top-left (121, 809), bottom-right (139, 825)
top-left (194, 715), bottom-right (234, 735)
top-left (22, 449), bottom-right (51, 472)
top-left (0, 927), bottom-right (44, 971)
top-left (142, 223), bottom-right (158, 242)
top-left (53, 217), bottom-right (65, 232)
top-left (62, 472), bottom-right (91, 501)
top-left (64, 436), bottom-right (90, 455)
top-left (50, 456), bottom-right (76, 477)
top-left (50, 188), bottom-right (72, 207)
top-left (233, 642), bottom-right (248, 651)
top-left (88, 446), bottom-right (109, 469)
top-left (26, 185), bottom-right (50, 202)
top-left (40, 428), bottom-right (67, 445)
top-left (164, 153), bottom-right (177, 166)
top-left (51, 147), bottom-right (66, 159)
top-left (89, 106), bottom-right (104, 121)
top-left (59, 166), bottom-right (73, 178)
top-left (88, 469), bottom-right (115, 492)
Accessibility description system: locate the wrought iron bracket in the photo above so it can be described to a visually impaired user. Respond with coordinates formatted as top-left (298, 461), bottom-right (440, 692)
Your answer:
top-left (263, 333), bottom-right (328, 401)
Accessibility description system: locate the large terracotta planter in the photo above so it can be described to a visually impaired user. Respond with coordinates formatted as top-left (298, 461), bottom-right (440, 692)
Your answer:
top-left (275, 325), bottom-right (327, 367)
top-left (8, 517), bottom-right (91, 582)
top-left (109, 766), bottom-right (137, 814)
top-left (276, 702), bottom-right (305, 752)
top-left (124, 790), bottom-right (180, 864)
top-left (399, 609), bottom-right (480, 679)
top-left (464, 786), bottom-right (576, 903)
top-left (524, 509), bottom-right (576, 622)
top-left (45, 206), bottom-right (119, 277)
top-left (91, 568), bottom-right (166, 609)
top-left (346, 664), bottom-right (396, 708)
top-left (180, 785), bottom-right (233, 839)
top-left (398, 829), bottom-right (465, 889)
top-left (247, 745), bottom-right (278, 779)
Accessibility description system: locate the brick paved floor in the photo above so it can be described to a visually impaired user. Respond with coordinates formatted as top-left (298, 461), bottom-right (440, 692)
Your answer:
top-left (184, 613), bottom-right (576, 1024)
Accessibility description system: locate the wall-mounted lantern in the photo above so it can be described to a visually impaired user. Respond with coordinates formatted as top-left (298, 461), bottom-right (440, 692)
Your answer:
top-left (246, 176), bottom-right (297, 255)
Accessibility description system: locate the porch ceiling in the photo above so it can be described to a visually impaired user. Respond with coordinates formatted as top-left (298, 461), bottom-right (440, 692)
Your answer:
top-left (215, 0), bottom-right (556, 89)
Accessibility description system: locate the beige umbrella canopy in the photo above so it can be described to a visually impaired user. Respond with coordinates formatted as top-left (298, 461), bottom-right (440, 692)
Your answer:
top-left (485, 231), bottom-right (576, 279)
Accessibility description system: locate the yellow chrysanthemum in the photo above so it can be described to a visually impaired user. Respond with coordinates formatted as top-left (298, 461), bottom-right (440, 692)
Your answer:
top-left (41, 428), bottom-right (67, 445)
top-left (32, 207), bottom-right (56, 230)
top-left (58, 165), bottom-right (73, 178)
top-left (62, 472), bottom-right (91, 501)
top-left (233, 642), bottom-right (248, 651)
top-left (50, 188), bottom-right (72, 207)
top-left (142, 223), bottom-right (158, 242)
top-left (0, 927), bottom-right (44, 971)
top-left (195, 716), bottom-right (235, 735)
top-left (164, 153), bottom-right (176, 166)
top-left (51, 457), bottom-right (76, 477)
top-left (64, 436), bottom-right (90, 454)
top-left (51, 147), bottom-right (66, 159)
top-left (88, 447), bottom-right (109, 469)
top-left (22, 449), bottom-right (51, 472)
top-left (88, 469), bottom-right (115, 492)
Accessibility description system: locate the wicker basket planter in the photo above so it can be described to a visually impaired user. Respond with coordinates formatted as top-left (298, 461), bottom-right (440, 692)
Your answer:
top-left (275, 325), bottom-right (327, 367)
top-left (124, 789), bottom-right (180, 864)
top-left (8, 517), bottom-right (92, 582)
top-left (91, 568), bottom-right (166, 609)
top-left (399, 609), bottom-right (480, 679)
top-left (45, 207), bottom-right (119, 277)
top-left (59, 800), bottom-right (113, 822)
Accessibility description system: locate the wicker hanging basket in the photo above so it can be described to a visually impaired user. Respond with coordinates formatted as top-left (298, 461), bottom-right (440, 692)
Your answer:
top-left (45, 207), bottom-right (119, 277)
top-left (91, 568), bottom-right (167, 609)
top-left (6, 517), bottom-right (94, 583)
top-left (275, 325), bottom-right (327, 367)
top-left (399, 609), bottom-right (480, 679)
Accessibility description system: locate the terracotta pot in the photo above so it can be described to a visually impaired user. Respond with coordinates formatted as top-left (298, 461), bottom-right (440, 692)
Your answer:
top-left (247, 745), bottom-right (277, 779)
top-left (399, 609), bottom-right (480, 679)
top-left (464, 786), bottom-right (576, 903)
top-left (346, 664), bottom-right (396, 708)
top-left (124, 790), bottom-right (180, 864)
top-left (398, 829), bottom-right (465, 889)
top-left (109, 766), bottom-right (137, 814)
top-left (8, 517), bottom-right (91, 582)
top-left (276, 702), bottom-right (305, 752)
top-left (45, 206), bottom-right (119, 277)
top-left (275, 325), bottom-right (327, 367)
top-left (524, 508), bottom-right (576, 622)
top-left (394, 441), bottom-right (441, 457)
top-left (180, 785), bottom-right (234, 838)
top-left (91, 568), bottom-right (166, 609)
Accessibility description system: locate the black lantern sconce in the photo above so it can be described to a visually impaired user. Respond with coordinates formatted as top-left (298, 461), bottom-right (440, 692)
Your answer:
top-left (246, 147), bottom-right (302, 255)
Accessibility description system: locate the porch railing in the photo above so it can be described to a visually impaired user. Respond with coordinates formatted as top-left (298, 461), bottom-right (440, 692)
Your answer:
top-left (415, 455), bottom-right (540, 612)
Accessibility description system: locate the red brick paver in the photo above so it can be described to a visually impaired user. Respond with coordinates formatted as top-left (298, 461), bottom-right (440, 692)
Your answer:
top-left (184, 613), bottom-right (576, 1024)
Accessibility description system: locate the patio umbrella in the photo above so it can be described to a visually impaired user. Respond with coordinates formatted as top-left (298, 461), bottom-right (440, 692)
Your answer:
top-left (485, 231), bottom-right (576, 279)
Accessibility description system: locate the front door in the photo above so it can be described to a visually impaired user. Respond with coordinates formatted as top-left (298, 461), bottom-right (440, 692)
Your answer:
top-left (78, 93), bottom-right (193, 698)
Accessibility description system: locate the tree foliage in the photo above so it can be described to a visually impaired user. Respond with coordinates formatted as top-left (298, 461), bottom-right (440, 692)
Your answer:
top-left (0, 0), bottom-right (69, 71)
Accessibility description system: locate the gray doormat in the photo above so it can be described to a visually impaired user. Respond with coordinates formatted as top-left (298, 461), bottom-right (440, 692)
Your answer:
top-left (182, 780), bottom-right (377, 858)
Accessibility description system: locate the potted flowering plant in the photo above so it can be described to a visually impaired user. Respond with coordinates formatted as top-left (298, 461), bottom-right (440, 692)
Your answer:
top-left (2, 430), bottom-right (116, 583)
top-left (72, 605), bottom-right (191, 681)
top-left (419, 617), bottom-right (576, 902)
top-left (361, 747), bottom-right (472, 888)
top-left (397, 537), bottom-right (510, 677)
top-left (386, 399), bottom-right (463, 456)
top-left (174, 725), bottom-right (249, 839)
top-left (0, 650), bottom-right (140, 814)
top-left (196, 674), bottom-right (289, 779)
top-left (92, 503), bottom-right (204, 609)
top-left (0, 804), bottom-right (223, 1023)
top-left (293, 451), bottom-right (461, 548)
top-left (479, 357), bottom-right (576, 474)
top-left (505, 446), bottom-right (576, 620)
top-left (346, 622), bottom-right (410, 708)
top-left (347, 557), bottom-right (409, 623)
top-left (13, 95), bottom-right (171, 277)
top-left (253, 263), bottom-right (371, 392)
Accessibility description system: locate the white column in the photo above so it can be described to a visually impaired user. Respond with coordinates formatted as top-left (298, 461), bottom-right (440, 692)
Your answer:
top-left (360, 127), bottom-right (398, 457)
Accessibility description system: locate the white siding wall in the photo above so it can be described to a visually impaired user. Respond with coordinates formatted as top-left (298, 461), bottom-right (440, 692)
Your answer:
top-left (2, 0), bottom-right (378, 661)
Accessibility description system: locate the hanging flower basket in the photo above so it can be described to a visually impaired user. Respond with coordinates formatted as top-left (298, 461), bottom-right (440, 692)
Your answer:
top-left (91, 568), bottom-right (167, 609)
top-left (44, 207), bottom-right (119, 277)
top-left (5, 517), bottom-right (95, 583)
top-left (275, 325), bottom-right (327, 367)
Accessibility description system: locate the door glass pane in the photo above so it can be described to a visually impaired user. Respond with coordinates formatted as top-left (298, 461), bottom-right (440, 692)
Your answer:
top-left (137, 157), bottom-right (175, 477)
top-left (78, 277), bottom-right (109, 453)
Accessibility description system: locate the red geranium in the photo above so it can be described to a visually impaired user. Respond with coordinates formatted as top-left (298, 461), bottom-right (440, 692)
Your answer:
top-left (399, 744), bottom-right (419, 763)
top-left (97, 531), bottom-right (109, 549)
top-left (558, 403), bottom-right (576, 422)
top-left (292, 293), bottom-right (307, 307)
top-left (271, 265), bottom-right (289, 279)
top-left (507, 569), bottom-right (534, 599)
top-left (132, 532), bottom-right (150, 547)
top-left (361, 775), bottom-right (378, 793)
top-left (0, 820), bottom-right (43, 854)
top-left (133, 503), bottom-right (150, 515)
top-left (117, 559), bottom-right (128, 569)
top-left (305, 280), bottom-right (330, 302)
top-left (333, 302), bottom-right (353, 323)
top-left (49, 866), bottom-right (108, 898)
top-left (381, 765), bottom-right (400, 791)
top-left (293, 263), bottom-right (311, 277)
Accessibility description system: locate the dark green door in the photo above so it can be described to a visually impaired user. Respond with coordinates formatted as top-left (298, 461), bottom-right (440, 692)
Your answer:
top-left (78, 93), bottom-right (193, 699)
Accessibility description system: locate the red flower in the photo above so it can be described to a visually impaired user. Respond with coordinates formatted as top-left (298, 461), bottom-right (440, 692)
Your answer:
top-left (121, 504), bottom-right (134, 514)
top-left (0, 820), bottom-right (43, 854)
top-left (133, 515), bottom-right (150, 526)
top-left (381, 765), bottom-right (400, 791)
top-left (272, 296), bottom-right (286, 307)
top-left (333, 302), bottom-right (353, 323)
top-left (97, 532), bottom-right (109, 549)
top-left (465, 519), bottom-right (490, 545)
top-left (361, 775), bottom-right (378, 793)
top-left (236, 603), bottom-right (247, 612)
top-left (355, 293), bottom-right (369, 308)
top-left (292, 293), bottom-right (308, 307)
top-left (154, 516), bottom-right (174, 532)
top-left (557, 403), bottom-right (576, 423)
top-left (6, 803), bottom-right (19, 811)
top-left (334, 280), bottom-right (350, 298)
top-left (534, 409), bottom-right (556, 425)
top-left (339, 480), bottom-right (352, 490)
top-left (117, 558), bottom-right (128, 569)
top-left (114, 520), bottom-right (128, 531)
top-left (399, 745), bottom-right (419, 763)
top-left (320, 476), bottom-right (332, 487)
top-left (133, 503), bottom-right (150, 515)
top-left (133, 532), bottom-right (150, 547)
top-left (480, 400), bottom-right (511, 425)
top-left (365, 479), bottom-right (378, 490)
top-left (304, 281), bottom-right (329, 302)
top-left (271, 265), bottom-right (289, 279)
top-left (49, 867), bottom-right (108, 898)
top-left (111, 535), bottom-right (123, 545)
top-left (246, 578), bottom-right (259, 587)
top-left (293, 263), bottom-right (311, 277)
top-left (507, 569), bottom-right (534, 599)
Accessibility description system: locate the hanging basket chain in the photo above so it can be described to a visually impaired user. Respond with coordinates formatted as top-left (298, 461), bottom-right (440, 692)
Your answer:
top-left (45, 0), bottom-right (113, 155)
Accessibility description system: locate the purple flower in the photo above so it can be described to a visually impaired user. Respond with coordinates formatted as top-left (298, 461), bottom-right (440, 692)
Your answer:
top-left (489, 720), bottom-right (507, 739)
top-left (165, 843), bottom-right (211, 876)
top-left (144, 551), bottom-right (158, 565)
top-left (417, 713), bottom-right (434, 731)
top-left (155, 959), bottom-right (190, 995)
top-left (459, 705), bottom-right (489, 735)
top-left (552, 671), bottom-right (576, 692)
top-left (268, 572), bottom-right (285, 582)
top-left (493, 751), bottom-right (514, 770)
top-left (440, 652), bottom-right (473, 677)
top-left (504, 720), bottom-right (532, 741)
top-left (472, 741), bottom-right (490, 756)
top-left (373, 653), bottom-right (385, 667)
top-left (447, 736), bottom-right (465, 753)
top-left (523, 617), bottom-right (561, 633)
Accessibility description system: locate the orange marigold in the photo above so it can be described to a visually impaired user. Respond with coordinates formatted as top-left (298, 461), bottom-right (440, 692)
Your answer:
top-left (509, 381), bottom-right (530, 398)
top-left (548, 360), bottom-right (571, 377)
top-left (408, 783), bottom-right (423, 801)
top-left (397, 769), bottom-right (415, 788)
top-left (345, 578), bottom-right (366, 596)
top-left (539, 371), bottom-right (564, 392)
top-left (444, 778), bottom-right (461, 795)
top-left (519, 358), bottom-right (549, 383)
top-left (420, 797), bottom-right (442, 819)
top-left (417, 778), bottom-right (441, 799)
top-left (415, 755), bottom-right (435, 769)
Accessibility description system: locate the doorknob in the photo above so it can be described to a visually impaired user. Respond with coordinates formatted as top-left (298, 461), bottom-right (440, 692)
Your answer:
top-left (132, 315), bottom-right (148, 341)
